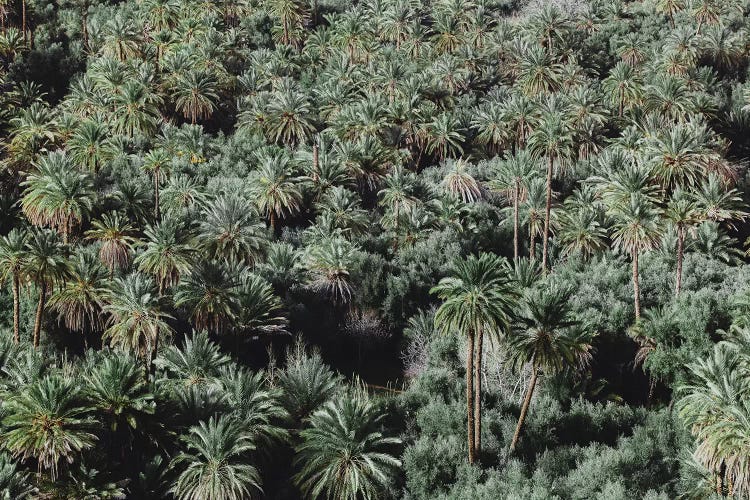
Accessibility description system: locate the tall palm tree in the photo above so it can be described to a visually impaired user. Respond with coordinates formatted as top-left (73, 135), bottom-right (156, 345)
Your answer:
top-left (488, 151), bottom-right (538, 260)
top-left (665, 189), bottom-right (701, 295)
top-left (294, 390), bottom-right (401, 500)
top-left (249, 151), bottom-right (303, 232)
top-left (102, 273), bottom-right (173, 374)
top-left (0, 229), bottom-right (27, 343)
top-left (48, 248), bottom-right (108, 334)
top-left (85, 211), bottom-right (138, 277)
top-left (507, 285), bottom-right (593, 452)
top-left (173, 70), bottom-right (219, 124)
top-left (170, 416), bottom-right (262, 500)
top-left (528, 113), bottom-right (574, 270)
top-left (140, 149), bottom-right (172, 221)
top-left (2, 374), bottom-right (97, 481)
top-left (431, 253), bottom-right (519, 463)
top-left (609, 193), bottom-right (663, 321)
top-left (21, 151), bottom-right (95, 244)
top-left (23, 229), bottom-right (69, 348)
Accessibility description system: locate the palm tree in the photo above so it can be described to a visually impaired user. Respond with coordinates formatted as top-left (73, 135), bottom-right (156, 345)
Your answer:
top-left (602, 62), bottom-right (642, 118)
top-left (507, 286), bottom-right (593, 452)
top-left (294, 390), bottom-right (401, 500)
top-left (488, 151), bottom-right (539, 260)
top-left (609, 193), bottom-right (663, 321)
top-left (48, 249), bottom-right (108, 334)
top-left (0, 229), bottom-right (27, 343)
top-left (140, 149), bottom-right (172, 221)
top-left (85, 211), bottom-right (138, 277)
top-left (67, 120), bottom-right (115, 172)
top-left (170, 416), bottom-right (262, 500)
top-left (266, 86), bottom-right (316, 146)
top-left (84, 353), bottom-right (155, 438)
top-left (23, 229), bottom-right (69, 348)
top-left (2, 375), bottom-right (97, 480)
top-left (656, 0), bottom-right (684, 28)
top-left (522, 178), bottom-right (550, 261)
top-left (440, 159), bottom-right (482, 203)
top-left (304, 236), bottom-right (357, 308)
top-left (249, 151), bottom-right (303, 232)
top-left (528, 113), bottom-right (574, 270)
top-left (431, 253), bottom-right (519, 463)
top-left (102, 273), bottom-right (173, 374)
top-left (665, 190), bottom-right (701, 295)
top-left (155, 330), bottom-right (230, 387)
top-left (378, 166), bottom-right (420, 234)
top-left (21, 151), bottom-right (95, 244)
top-left (173, 70), bottom-right (219, 124)
top-left (235, 272), bottom-right (288, 336)
top-left (174, 261), bottom-right (240, 334)
top-left (135, 219), bottom-right (195, 293)
top-left (198, 195), bottom-right (267, 265)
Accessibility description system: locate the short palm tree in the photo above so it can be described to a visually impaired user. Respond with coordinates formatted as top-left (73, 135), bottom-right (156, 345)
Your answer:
top-left (431, 253), bottom-right (519, 463)
top-left (155, 330), bottom-right (230, 387)
top-left (24, 228), bottom-right (69, 348)
top-left (0, 229), bottom-right (28, 343)
top-left (2, 374), bottom-right (97, 480)
top-left (304, 236), bottom-right (357, 307)
top-left (294, 390), bottom-right (401, 500)
top-left (85, 211), bottom-right (138, 277)
top-left (609, 193), bottom-right (663, 321)
top-left (170, 415), bottom-right (262, 500)
top-left (21, 151), bottom-right (95, 244)
top-left (102, 273), bottom-right (174, 374)
top-left (507, 285), bottom-right (594, 452)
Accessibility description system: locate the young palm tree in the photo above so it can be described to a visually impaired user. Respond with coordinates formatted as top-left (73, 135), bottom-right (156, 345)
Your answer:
top-left (85, 211), bottom-right (138, 277)
top-left (431, 253), bottom-right (519, 463)
top-left (507, 285), bottom-right (594, 452)
top-left (21, 151), bottom-right (95, 244)
top-left (528, 113), bottom-right (574, 271)
top-left (609, 193), bottom-right (663, 321)
top-left (0, 229), bottom-right (28, 343)
top-left (102, 273), bottom-right (174, 374)
top-left (2, 374), bottom-right (97, 481)
top-left (249, 151), bottom-right (303, 232)
top-left (170, 416), bottom-right (262, 500)
top-left (294, 390), bottom-right (401, 500)
top-left (23, 228), bottom-right (69, 348)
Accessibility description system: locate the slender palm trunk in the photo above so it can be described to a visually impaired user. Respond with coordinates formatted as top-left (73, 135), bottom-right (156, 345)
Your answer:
top-left (82, 10), bottom-right (89, 51)
top-left (510, 365), bottom-right (537, 452)
top-left (675, 226), bottom-right (684, 296)
top-left (12, 274), bottom-right (20, 344)
top-left (269, 211), bottom-right (277, 233)
top-left (542, 154), bottom-right (554, 271)
top-left (154, 168), bottom-right (161, 221)
top-left (466, 330), bottom-right (476, 464)
top-left (529, 230), bottom-right (535, 261)
top-left (473, 329), bottom-right (483, 456)
top-left (633, 251), bottom-right (641, 321)
top-left (513, 180), bottom-right (520, 261)
top-left (22, 0), bottom-right (27, 43)
top-left (618, 87), bottom-right (624, 118)
top-left (312, 142), bottom-right (319, 172)
top-left (32, 282), bottom-right (47, 349)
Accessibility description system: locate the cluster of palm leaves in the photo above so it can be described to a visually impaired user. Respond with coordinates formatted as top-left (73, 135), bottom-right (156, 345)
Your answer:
top-left (0, 333), bottom-right (401, 498)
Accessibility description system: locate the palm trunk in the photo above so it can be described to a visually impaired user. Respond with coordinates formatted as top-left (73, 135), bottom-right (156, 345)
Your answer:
top-left (618, 88), bottom-right (624, 118)
top-left (542, 154), bottom-right (553, 271)
top-left (82, 9), bottom-right (89, 51)
top-left (466, 329), bottom-right (476, 464)
top-left (269, 211), bottom-right (277, 233)
top-left (529, 230), bottom-right (535, 261)
top-left (12, 274), bottom-right (20, 344)
top-left (513, 180), bottom-right (520, 261)
top-left (473, 328), bottom-right (483, 456)
top-left (32, 282), bottom-right (47, 349)
top-left (22, 0), bottom-right (27, 43)
top-left (510, 365), bottom-right (538, 452)
top-left (312, 142), bottom-right (319, 172)
top-left (154, 168), bottom-right (161, 221)
top-left (633, 251), bottom-right (641, 321)
top-left (675, 226), bottom-right (684, 296)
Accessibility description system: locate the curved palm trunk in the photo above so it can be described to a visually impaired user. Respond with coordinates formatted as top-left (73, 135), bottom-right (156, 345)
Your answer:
top-left (466, 329), bottom-right (476, 464)
top-left (542, 155), bottom-right (554, 272)
top-left (32, 282), bottom-right (48, 349)
top-left (633, 251), bottom-right (641, 321)
top-left (513, 179), bottom-right (520, 261)
top-left (510, 365), bottom-right (538, 452)
top-left (473, 329), bottom-right (483, 456)
top-left (12, 274), bottom-right (20, 344)
top-left (675, 226), bottom-right (684, 296)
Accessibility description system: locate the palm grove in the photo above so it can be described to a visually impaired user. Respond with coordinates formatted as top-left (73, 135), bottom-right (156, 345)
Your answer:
top-left (0, 0), bottom-right (749, 497)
